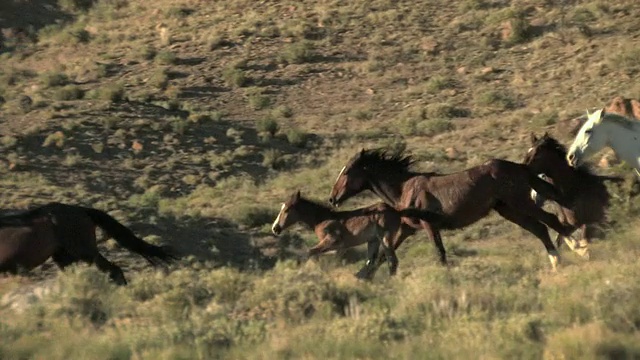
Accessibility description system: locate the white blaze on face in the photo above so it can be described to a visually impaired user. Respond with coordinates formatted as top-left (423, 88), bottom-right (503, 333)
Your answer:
top-left (335, 166), bottom-right (346, 182)
top-left (271, 203), bottom-right (286, 233)
top-left (527, 147), bottom-right (533, 153)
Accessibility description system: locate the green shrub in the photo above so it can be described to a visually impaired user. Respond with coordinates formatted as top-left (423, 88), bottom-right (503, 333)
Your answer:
top-left (58, 0), bottom-right (95, 12)
top-left (222, 66), bottom-right (247, 87)
top-left (87, 83), bottom-right (125, 102)
top-left (148, 69), bottom-right (169, 89)
top-left (286, 128), bottom-right (307, 148)
top-left (262, 149), bottom-right (285, 169)
top-left (272, 105), bottom-right (293, 118)
top-left (278, 41), bottom-right (316, 64)
top-left (257, 116), bottom-right (279, 136)
top-left (230, 205), bottom-right (276, 227)
top-left (53, 85), bottom-right (84, 101)
top-left (41, 72), bottom-right (69, 88)
top-left (156, 51), bottom-right (177, 65)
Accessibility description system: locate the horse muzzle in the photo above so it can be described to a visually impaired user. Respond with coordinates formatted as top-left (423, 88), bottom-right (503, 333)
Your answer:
top-left (566, 152), bottom-right (579, 168)
top-left (271, 224), bottom-right (282, 236)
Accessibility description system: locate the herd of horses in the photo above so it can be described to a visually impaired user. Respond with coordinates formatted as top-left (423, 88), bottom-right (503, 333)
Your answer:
top-left (0, 106), bottom-right (638, 284)
top-left (272, 107), bottom-right (638, 279)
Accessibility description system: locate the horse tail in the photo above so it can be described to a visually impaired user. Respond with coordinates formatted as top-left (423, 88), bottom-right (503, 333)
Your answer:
top-left (397, 207), bottom-right (447, 228)
top-left (80, 207), bottom-right (178, 266)
top-left (528, 173), bottom-right (573, 208)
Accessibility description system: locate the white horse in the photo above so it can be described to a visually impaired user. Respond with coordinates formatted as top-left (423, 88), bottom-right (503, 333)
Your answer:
top-left (566, 108), bottom-right (640, 175)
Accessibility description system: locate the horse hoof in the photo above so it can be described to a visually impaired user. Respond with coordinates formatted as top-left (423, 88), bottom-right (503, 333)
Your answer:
top-left (576, 247), bottom-right (590, 260)
top-left (355, 268), bottom-right (372, 280)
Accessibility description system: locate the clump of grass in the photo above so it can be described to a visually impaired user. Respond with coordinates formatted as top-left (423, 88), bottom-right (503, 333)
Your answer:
top-left (248, 93), bottom-right (271, 110)
top-left (425, 76), bottom-right (455, 93)
top-left (262, 149), bottom-right (285, 169)
top-left (156, 51), bottom-right (177, 65)
top-left (286, 128), bottom-right (307, 148)
top-left (506, 14), bottom-right (533, 45)
top-left (424, 103), bottom-right (458, 119)
top-left (257, 116), bottom-right (279, 137)
top-left (171, 117), bottom-right (188, 135)
top-left (138, 45), bottom-right (157, 61)
top-left (58, 0), bottom-right (95, 12)
top-left (53, 85), bottom-right (84, 101)
top-left (41, 72), bottom-right (69, 88)
top-left (165, 6), bottom-right (194, 18)
top-left (63, 153), bottom-right (82, 166)
top-left (87, 83), bottom-right (125, 102)
top-left (278, 41), bottom-right (316, 64)
top-left (272, 105), bottom-right (293, 118)
top-left (1, 136), bottom-right (18, 148)
top-left (222, 66), bottom-right (247, 87)
top-left (148, 68), bottom-right (169, 89)
top-left (417, 118), bottom-right (454, 135)
top-left (474, 90), bottom-right (517, 110)
top-left (207, 32), bottom-right (226, 50)
top-left (42, 131), bottom-right (66, 148)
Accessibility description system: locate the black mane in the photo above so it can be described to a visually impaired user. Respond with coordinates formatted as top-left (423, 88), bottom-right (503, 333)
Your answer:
top-left (352, 148), bottom-right (416, 174)
top-left (537, 135), bottom-right (595, 176)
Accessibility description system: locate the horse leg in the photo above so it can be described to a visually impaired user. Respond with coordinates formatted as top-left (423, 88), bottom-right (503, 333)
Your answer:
top-left (416, 220), bottom-right (447, 265)
top-left (52, 248), bottom-right (77, 269)
top-left (308, 236), bottom-right (338, 258)
top-left (494, 203), bottom-right (560, 270)
top-left (574, 224), bottom-right (591, 259)
top-left (355, 237), bottom-right (381, 280)
top-left (381, 232), bottom-right (399, 276)
top-left (504, 197), bottom-right (575, 240)
top-left (93, 253), bottom-right (127, 286)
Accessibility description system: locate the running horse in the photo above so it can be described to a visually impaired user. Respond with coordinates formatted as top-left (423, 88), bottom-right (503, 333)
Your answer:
top-left (567, 108), bottom-right (640, 176)
top-left (328, 149), bottom-right (576, 276)
top-left (525, 132), bottom-right (623, 258)
top-left (0, 202), bottom-right (176, 285)
top-left (271, 190), bottom-right (446, 279)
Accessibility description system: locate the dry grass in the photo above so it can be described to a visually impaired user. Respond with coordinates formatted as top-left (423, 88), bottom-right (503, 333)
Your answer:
top-left (1, 0), bottom-right (640, 358)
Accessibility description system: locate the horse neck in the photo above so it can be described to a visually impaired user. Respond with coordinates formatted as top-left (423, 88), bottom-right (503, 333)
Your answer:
top-left (539, 153), bottom-right (583, 193)
top-left (295, 200), bottom-right (334, 229)
top-left (603, 120), bottom-right (640, 167)
top-left (368, 171), bottom-right (414, 207)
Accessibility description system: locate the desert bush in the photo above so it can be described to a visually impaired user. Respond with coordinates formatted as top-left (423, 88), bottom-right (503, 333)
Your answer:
top-left (58, 0), bottom-right (95, 12)
top-left (148, 68), bottom-right (169, 89)
top-left (222, 66), bottom-right (248, 87)
top-left (257, 116), bottom-right (279, 137)
top-left (53, 85), bottom-right (84, 101)
top-left (86, 83), bottom-right (125, 102)
top-left (262, 149), bottom-right (285, 169)
top-left (156, 51), bottom-right (177, 65)
top-left (272, 105), bottom-right (293, 118)
top-left (474, 90), bottom-right (517, 110)
top-left (41, 72), bottom-right (69, 88)
top-left (286, 128), bottom-right (307, 148)
top-left (278, 41), bottom-right (316, 64)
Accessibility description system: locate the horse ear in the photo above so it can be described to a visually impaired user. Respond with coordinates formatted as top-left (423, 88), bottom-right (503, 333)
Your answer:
top-left (586, 108), bottom-right (591, 117)
top-left (530, 132), bottom-right (538, 144)
top-left (543, 131), bottom-right (550, 138)
top-left (294, 190), bottom-right (301, 200)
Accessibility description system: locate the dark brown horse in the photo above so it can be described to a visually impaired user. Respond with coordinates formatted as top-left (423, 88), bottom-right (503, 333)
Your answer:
top-left (524, 132), bottom-right (624, 258)
top-left (271, 190), bottom-right (446, 279)
top-left (0, 202), bottom-right (176, 285)
top-left (328, 149), bottom-right (577, 276)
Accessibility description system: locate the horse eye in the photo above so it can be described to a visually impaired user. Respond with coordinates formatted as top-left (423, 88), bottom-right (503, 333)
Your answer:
top-left (584, 129), bottom-right (592, 135)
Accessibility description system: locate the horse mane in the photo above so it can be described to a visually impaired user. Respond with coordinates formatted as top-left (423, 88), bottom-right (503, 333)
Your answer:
top-left (599, 112), bottom-right (637, 130)
top-left (355, 148), bottom-right (417, 174)
top-left (538, 135), bottom-right (596, 176)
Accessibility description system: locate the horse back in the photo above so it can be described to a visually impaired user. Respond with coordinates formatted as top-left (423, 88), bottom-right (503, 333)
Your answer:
top-left (0, 217), bottom-right (57, 270)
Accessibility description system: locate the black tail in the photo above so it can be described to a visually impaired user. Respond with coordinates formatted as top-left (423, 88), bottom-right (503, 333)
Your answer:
top-left (80, 207), bottom-right (178, 266)
top-left (397, 207), bottom-right (448, 228)
top-left (528, 173), bottom-right (573, 208)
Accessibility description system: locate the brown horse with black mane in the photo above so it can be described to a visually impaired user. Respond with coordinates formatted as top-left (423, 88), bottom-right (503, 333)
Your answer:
top-left (328, 149), bottom-right (577, 276)
top-left (525, 132), bottom-right (624, 258)
top-left (0, 202), bottom-right (176, 285)
top-left (271, 190), bottom-right (446, 279)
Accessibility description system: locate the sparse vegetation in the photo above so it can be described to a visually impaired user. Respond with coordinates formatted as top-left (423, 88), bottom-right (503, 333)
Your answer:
top-left (1, 0), bottom-right (640, 358)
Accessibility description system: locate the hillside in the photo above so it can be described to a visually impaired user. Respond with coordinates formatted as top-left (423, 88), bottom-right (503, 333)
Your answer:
top-left (1, 0), bottom-right (640, 358)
